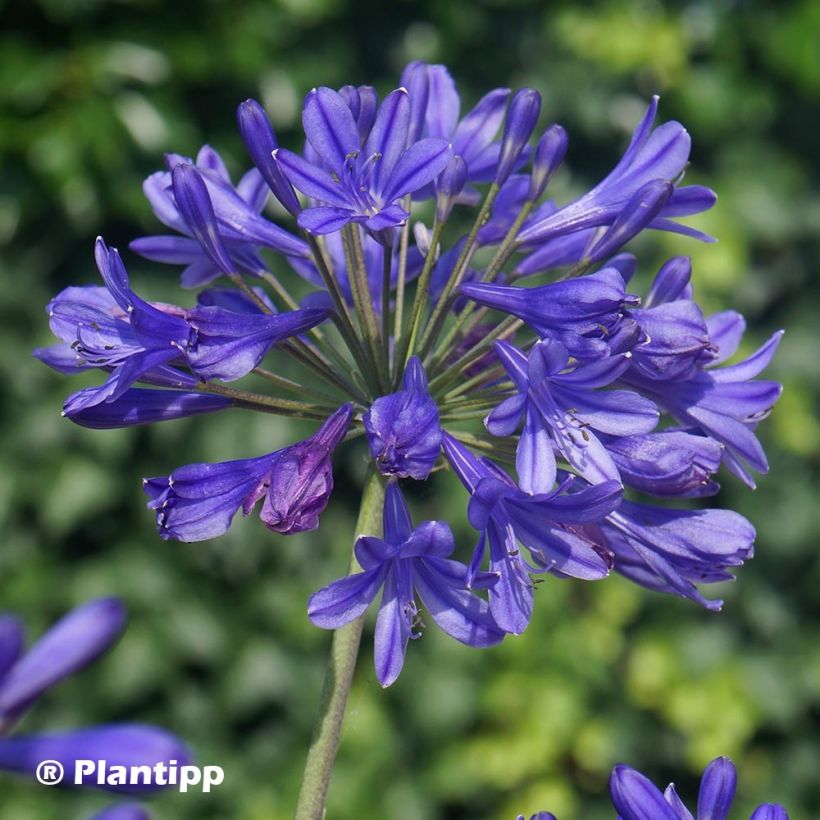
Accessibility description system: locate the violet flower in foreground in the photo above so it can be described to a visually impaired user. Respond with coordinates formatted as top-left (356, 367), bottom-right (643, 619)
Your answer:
top-left (33, 58), bottom-right (788, 820)
top-left (274, 86), bottom-right (453, 237)
top-left (37, 60), bottom-right (782, 675)
top-left (144, 404), bottom-right (352, 541)
top-left (0, 600), bottom-right (188, 793)
top-left (308, 482), bottom-right (504, 686)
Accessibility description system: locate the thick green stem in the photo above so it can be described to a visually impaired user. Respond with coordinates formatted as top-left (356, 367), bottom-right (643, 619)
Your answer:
top-left (294, 469), bottom-right (386, 820)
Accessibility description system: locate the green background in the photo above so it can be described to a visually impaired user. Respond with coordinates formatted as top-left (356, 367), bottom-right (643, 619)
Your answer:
top-left (1, 0), bottom-right (819, 817)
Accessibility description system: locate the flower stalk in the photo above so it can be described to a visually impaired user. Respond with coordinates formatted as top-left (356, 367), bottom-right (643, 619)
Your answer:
top-left (294, 469), bottom-right (386, 820)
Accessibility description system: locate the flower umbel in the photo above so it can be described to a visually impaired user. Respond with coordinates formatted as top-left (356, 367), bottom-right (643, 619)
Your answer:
top-left (37, 62), bottom-right (781, 676)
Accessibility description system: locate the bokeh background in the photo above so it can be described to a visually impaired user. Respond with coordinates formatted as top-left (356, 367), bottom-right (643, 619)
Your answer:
top-left (1, 0), bottom-right (819, 817)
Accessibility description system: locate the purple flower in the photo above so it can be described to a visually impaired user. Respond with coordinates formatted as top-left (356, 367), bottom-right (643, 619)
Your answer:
top-left (624, 256), bottom-right (718, 381)
top-left (609, 756), bottom-right (789, 820)
top-left (443, 433), bottom-right (622, 634)
top-left (38, 238), bottom-right (192, 416)
top-left (518, 96), bottom-right (717, 247)
top-left (602, 500), bottom-right (755, 610)
top-left (274, 87), bottom-right (453, 236)
top-left (460, 267), bottom-right (641, 359)
top-left (495, 88), bottom-right (542, 186)
top-left (529, 124), bottom-right (568, 201)
top-left (144, 405), bottom-right (352, 541)
top-left (308, 482), bottom-right (504, 686)
top-left (624, 320), bottom-right (784, 488)
top-left (184, 299), bottom-right (329, 382)
top-left (603, 430), bottom-right (723, 498)
top-left (487, 338), bottom-right (658, 488)
top-left (363, 357), bottom-right (442, 480)
top-left (62, 389), bottom-right (234, 429)
top-left (37, 236), bottom-right (328, 409)
top-left (131, 146), bottom-right (309, 288)
top-left (400, 62), bottom-right (510, 191)
top-left (236, 98), bottom-right (301, 215)
top-left (0, 600), bottom-right (189, 793)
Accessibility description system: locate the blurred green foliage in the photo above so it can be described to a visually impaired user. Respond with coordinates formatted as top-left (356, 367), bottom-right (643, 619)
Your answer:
top-left (1, 0), bottom-right (819, 817)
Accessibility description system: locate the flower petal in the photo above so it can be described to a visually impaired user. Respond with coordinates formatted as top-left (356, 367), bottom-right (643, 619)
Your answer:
top-left (274, 149), bottom-right (351, 208)
top-left (307, 567), bottom-right (387, 629)
top-left (697, 756), bottom-right (737, 820)
top-left (609, 765), bottom-right (679, 820)
top-left (381, 139), bottom-right (453, 203)
top-left (414, 561), bottom-right (505, 647)
top-left (373, 567), bottom-right (410, 687)
top-left (0, 725), bottom-right (190, 793)
top-left (0, 599), bottom-right (126, 728)
top-left (302, 87), bottom-right (361, 171)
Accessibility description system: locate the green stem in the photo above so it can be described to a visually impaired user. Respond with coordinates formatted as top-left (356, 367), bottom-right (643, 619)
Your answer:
top-left (429, 316), bottom-right (522, 396)
top-left (252, 367), bottom-right (347, 406)
top-left (305, 234), bottom-right (377, 388)
top-left (196, 382), bottom-right (332, 420)
top-left (343, 225), bottom-right (387, 391)
top-left (380, 241), bottom-right (393, 380)
top-left (416, 183), bottom-right (499, 360)
top-left (428, 201), bottom-right (533, 371)
top-left (394, 219), bottom-right (443, 383)
top-left (392, 196), bottom-right (413, 365)
top-left (294, 469), bottom-right (386, 820)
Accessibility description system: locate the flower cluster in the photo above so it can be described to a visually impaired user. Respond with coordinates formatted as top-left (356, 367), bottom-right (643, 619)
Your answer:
top-left (520, 755), bottom-right (789, 819)
top-left (36, 62), bottom-right (782, 687)
top-left (0, 599), bottom-right (187, 818)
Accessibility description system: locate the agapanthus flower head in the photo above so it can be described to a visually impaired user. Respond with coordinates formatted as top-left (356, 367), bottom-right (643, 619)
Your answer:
top-left (37, 60), bottom-right (782, 670)
top-left (0, 600), bottom-right (189, 794)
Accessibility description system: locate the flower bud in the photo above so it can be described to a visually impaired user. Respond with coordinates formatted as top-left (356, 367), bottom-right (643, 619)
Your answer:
top-left (171, 164), bottom-right (234, 275)
top-left (528, 124), bottom-right (567, 201)
top-left (237, 99), bottom-right (301, 215)
top-left (364, 358), bottom-right (442, 480)
top-left (586, 179), bottom-right (673, 262)
top-left (495, 88), bottom-right (541, 186)
top-left (435, 155), bottom-right (467, 221)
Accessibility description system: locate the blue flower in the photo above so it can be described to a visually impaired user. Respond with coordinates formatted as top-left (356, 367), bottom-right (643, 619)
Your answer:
top-left (0, 600), bottom-right (189, 794)
top-left (601, 499), bottom-right (755, 611)
top-left (624, 313), bottom-right (784, 488)
top-left (518, 96), bottom-right (717, 247)
top-left (400, 62), bottom-right (510, 192)
top-left (443, 433), bottom-right (622, 634)
top-left (363, 357), bottom-right (442, 480)
top-left (609, 756), bottom-right (788, 820)
top-left (308, 482), bottom-right (504, 686)
top-left (460, 267), bottom-right (641, 359)
top-left (131, 146), bottom-right (309, 288)
top-left (486, 338), bottom-right (658, 489)
top-left (144, 405), bottom-right (352, 541)
top-left (274, 86), bottom-right (453, 236)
